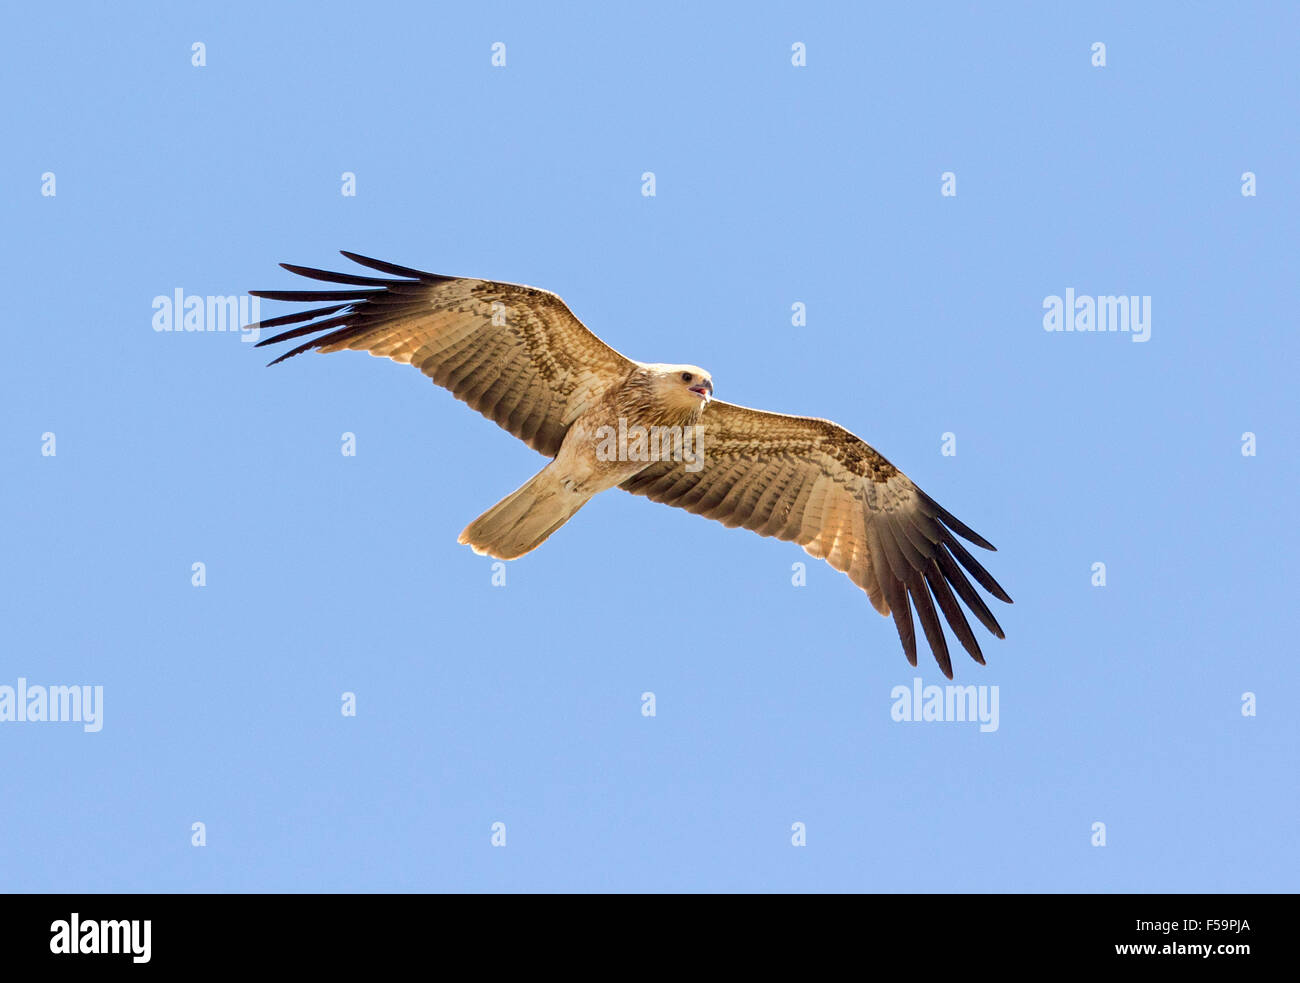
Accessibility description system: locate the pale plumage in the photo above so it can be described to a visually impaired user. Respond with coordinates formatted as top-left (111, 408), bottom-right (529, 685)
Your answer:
top-left (252, 252), bottom-right (1011, 677)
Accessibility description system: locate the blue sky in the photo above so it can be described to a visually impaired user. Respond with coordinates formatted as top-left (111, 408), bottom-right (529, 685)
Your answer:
top-left (1, 2), bottom-right (1296, 892)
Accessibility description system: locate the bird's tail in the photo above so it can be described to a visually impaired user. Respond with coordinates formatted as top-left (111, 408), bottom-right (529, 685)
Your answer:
top-left (458, 466), bottom-right (592, 561)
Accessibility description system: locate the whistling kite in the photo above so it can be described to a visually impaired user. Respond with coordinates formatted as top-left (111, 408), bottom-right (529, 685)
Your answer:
top-left (252, 252), bottom-right (1011, 677)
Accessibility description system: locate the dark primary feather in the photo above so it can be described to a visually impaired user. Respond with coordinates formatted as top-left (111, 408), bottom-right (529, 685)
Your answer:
top-left (339, 250), bottom-right (442, 280)
top-left (277, 263), bottom-right (395, 287)
top-left (249, 288), bottom-right (383, 303)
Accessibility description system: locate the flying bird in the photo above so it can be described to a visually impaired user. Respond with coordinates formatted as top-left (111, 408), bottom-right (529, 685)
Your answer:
top-left (251, 252), bottom-right (1012, 677)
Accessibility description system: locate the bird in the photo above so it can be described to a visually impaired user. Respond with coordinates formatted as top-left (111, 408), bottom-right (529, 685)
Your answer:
top-left (250, 251), bottom-right (1012, 677)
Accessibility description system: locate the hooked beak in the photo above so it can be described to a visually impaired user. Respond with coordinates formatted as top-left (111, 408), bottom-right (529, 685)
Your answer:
top-left (688, 380), bottom-right (713, 401)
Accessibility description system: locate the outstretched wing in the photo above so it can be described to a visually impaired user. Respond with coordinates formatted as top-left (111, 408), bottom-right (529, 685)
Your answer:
top-left (620, 400), bottom-right (1012, 677)
top-left (251, 252), bottom-right (636, 457)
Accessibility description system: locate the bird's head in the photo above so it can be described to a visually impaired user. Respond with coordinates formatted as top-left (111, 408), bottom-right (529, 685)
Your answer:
top-left (646, 363), bottom-right (713, 409)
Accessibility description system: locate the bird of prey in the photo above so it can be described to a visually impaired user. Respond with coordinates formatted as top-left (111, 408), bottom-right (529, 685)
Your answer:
top-left (251, 252), bottom-right (1011, 677)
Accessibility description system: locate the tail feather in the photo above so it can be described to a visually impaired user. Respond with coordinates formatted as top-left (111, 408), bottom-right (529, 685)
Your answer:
top-left (458, 467), bottom-right (590, 560)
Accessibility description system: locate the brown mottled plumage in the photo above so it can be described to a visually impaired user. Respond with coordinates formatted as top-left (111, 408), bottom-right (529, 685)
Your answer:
top-left (252, 252), bottom-right (1011, 677)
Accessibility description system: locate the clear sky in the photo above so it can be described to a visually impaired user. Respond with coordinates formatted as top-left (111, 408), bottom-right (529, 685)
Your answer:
top-left (2, 2), bottom-right (1295, 892)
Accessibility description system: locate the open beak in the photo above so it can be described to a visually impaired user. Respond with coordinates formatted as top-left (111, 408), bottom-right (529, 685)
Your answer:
top-left (688, 380), bottom-right (713, 401)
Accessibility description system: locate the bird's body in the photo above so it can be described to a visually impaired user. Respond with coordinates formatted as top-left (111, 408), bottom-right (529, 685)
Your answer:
top-left (252, 252), bottom-right (1012, 677)
top-left (460, 362), bottom-right (710, 558)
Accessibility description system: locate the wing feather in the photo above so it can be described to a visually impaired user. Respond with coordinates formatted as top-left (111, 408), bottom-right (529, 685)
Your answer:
top-left (252, 252), bottom-right (636, 457)
top-left (619, 400), bottom-right (1012, 677)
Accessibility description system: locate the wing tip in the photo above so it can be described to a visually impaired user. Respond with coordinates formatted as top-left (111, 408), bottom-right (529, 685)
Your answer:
top-left (339, 249), bottom-right (443, 281)
top-left (916, 488), bottom-right (998, 551)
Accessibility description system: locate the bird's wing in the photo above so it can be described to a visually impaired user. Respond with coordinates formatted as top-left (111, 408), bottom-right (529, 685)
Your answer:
top-left (251, 252), bottom-right (637, 457)
top-left (619, 400), bottom-right (1012, 677)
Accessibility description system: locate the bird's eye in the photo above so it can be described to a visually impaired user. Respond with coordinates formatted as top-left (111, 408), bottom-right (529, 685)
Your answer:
top-left (681, 372), bottom-right (693, 383)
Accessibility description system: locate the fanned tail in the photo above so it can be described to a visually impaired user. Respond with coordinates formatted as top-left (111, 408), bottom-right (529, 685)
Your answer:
top-left (458, 466), bottom-right (591, 560)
